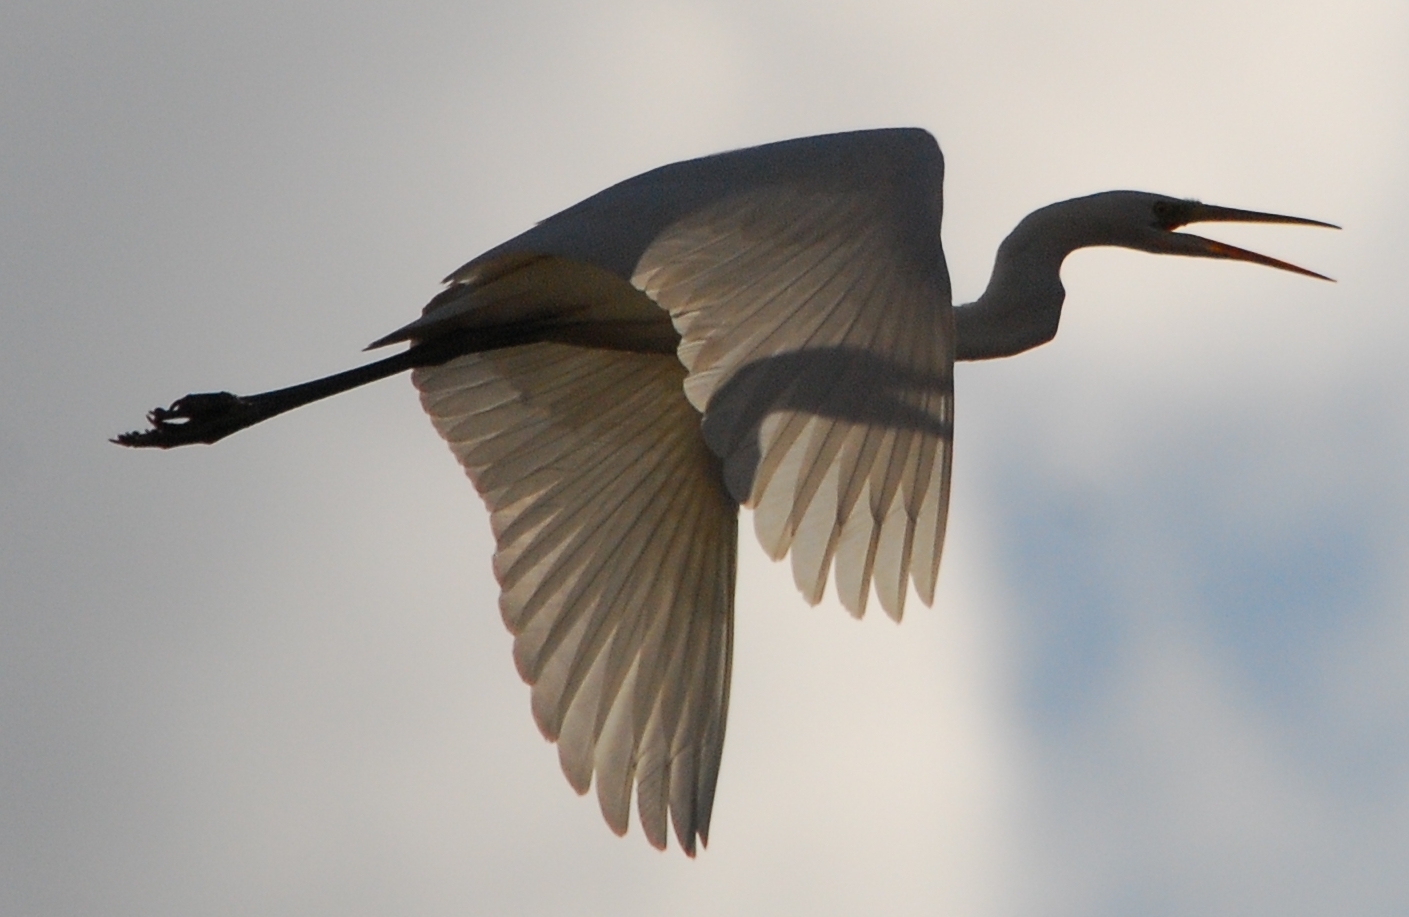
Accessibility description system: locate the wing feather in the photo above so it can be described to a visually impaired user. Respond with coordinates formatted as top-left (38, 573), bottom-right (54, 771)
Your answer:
top-left (634, 146), bottom-right (954, 618)
top-left (400, 129), bottom-right (954, 855)
top-left (413, 344), bottom-right (736, 854)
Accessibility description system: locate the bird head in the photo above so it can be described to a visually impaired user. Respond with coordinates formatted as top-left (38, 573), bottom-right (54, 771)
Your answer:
top-left (1107, 191), bottom-right (1337, 279)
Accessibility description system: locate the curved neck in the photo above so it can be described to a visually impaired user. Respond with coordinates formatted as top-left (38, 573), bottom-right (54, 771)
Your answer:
top-left (953, 196), bottom-right (1113, 361)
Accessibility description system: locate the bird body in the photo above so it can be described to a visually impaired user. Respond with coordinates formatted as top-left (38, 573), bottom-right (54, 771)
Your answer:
top-left (115, 128), bottom-right (1333, 856)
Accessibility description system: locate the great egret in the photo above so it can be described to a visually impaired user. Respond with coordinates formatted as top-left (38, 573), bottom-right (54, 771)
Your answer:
top-left (115, 129), bottom-right (1334, 855)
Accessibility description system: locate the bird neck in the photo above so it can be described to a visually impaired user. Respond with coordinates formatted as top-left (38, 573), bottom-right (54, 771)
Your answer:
top-left (953, 197), bottom-right (1107, 361)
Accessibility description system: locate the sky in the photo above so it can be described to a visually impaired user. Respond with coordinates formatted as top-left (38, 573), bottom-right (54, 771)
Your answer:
top-left (2, 1), bottom-right (1407, 915)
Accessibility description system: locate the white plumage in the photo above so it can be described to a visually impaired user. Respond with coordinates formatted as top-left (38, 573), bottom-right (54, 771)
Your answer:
top-left (398, 131), bottom-right (954, 853)
top-left (117, 127), bottom-right (1332, 856)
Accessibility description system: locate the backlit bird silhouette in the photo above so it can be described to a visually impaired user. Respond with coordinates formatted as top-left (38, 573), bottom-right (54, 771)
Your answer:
top-left (115, 129), bottom-right (1334, 855)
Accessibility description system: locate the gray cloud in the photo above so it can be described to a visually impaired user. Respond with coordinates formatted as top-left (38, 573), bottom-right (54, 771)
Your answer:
top-left (3, 1), bottom-right (1406, 915)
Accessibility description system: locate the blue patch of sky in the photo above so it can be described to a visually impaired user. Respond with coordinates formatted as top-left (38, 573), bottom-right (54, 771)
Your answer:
top-left (995, 476), bottom-right (1128, 730)
top-left (991, 420), bottom-right (1389, 739)
top-left (1185, 501), bottom-right (1373, 703)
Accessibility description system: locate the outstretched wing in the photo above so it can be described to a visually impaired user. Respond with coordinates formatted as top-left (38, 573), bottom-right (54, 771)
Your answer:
top-left (432, 129), bottom-right (955, 619)
top-left (632, 137), bottom-right (954, 620)
top-left (400, 129), bottom-right (953, 852)
top-left (414, 345), bottom-right (736, 855)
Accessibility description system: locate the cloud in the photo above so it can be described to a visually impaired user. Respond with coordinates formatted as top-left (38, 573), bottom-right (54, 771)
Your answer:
top-left (2, 1), bottom-right (1406, 915)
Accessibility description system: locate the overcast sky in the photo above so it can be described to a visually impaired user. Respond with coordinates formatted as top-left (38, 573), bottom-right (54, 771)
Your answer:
top-left (3, 1), bottom-right (1407, 915)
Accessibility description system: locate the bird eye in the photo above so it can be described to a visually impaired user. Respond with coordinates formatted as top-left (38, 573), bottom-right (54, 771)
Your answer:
top-left (1151, 199), bottom-right (1188, 230)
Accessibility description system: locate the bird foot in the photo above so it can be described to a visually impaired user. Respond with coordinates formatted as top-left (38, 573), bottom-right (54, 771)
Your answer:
top-left (112, 392), bottom-right (257, 448)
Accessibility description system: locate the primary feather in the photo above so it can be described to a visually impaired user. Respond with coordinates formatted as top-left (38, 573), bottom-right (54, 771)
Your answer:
top-left (405, 130), bottom-right (956, 851)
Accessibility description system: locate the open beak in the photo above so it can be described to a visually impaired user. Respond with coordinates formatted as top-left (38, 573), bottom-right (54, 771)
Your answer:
top-left (1171, 202), bottom-right (1339, 281)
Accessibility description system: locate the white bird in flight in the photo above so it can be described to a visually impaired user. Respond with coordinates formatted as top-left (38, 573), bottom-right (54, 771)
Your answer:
top-left (116, 129), bottom-right (1334, 855)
